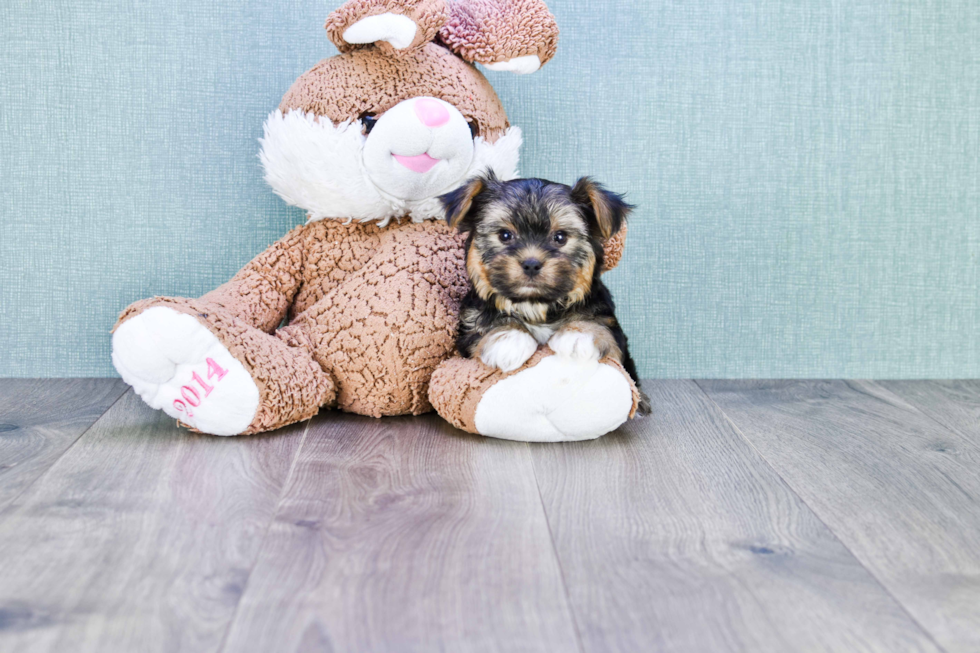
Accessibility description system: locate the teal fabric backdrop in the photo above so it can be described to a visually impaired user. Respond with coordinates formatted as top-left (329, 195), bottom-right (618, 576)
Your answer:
top-left (2, 0), bottom-right (978, 378)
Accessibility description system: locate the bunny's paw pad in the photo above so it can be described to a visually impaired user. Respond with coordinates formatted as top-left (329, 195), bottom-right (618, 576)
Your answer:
top-left (473, 354), bottom-right (632, 442)
top-left (112, 307), bottom-right (259, 436)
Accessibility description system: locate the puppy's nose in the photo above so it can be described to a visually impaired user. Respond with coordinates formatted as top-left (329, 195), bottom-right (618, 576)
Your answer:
top-left (415, 98), bottom-right (450, 127)
top-left (521, 258), bottom-right (543, 276)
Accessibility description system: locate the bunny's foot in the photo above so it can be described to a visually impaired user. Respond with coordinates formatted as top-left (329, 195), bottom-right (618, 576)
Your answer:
top-left (112, 301), bottom-right (334, 435)
top-left (429, 347), bottom-right (640, 442)
top-left (113, 307), bottom-right (259, 435)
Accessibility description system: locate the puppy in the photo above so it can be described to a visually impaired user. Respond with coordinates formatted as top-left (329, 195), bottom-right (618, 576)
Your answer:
top-left (439, 172), bottom-right (651, 416)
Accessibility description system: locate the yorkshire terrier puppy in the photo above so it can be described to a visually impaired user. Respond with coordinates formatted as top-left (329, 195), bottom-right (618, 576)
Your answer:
top-left (439, 172), bottom-right (651, 416)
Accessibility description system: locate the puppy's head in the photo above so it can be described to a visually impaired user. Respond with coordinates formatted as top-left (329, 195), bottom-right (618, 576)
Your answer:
top-left (440, 173), bottom-right (633, 306)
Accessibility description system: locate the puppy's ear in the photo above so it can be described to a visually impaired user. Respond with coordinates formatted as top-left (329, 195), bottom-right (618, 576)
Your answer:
top-left (440, 176), bottom-right (486, 231)
top-left (571, 177), bottom-right (634, 241)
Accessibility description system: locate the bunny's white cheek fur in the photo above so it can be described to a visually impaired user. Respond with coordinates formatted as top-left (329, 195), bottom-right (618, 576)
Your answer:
top-left (259, 109), bottom-right (522, 225)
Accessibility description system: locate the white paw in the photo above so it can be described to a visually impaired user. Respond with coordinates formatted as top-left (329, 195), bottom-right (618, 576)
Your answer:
top-left (480, 330), bottom-right (538, 373)
top-left (548, 331), bottom-right (600, 362)
top-left (474, 355), bottom-right (634, 442)
top-left (111, 307), bottom-right (259, 436)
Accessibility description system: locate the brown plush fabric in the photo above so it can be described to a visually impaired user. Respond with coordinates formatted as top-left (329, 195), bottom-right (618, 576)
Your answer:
top-left (601, 222), bottom-right (627, 272)
top-left (440, 0), bottom-right (559, 67)
top-left (114, 297), bottom-right (335, 434)
top-left (114, 219), bottom-right (468, 426)
top-left (326, 0), bottom-right (449, 58)
top-left (280, 42), bottom-right (510, 142)
top-left (198, 225), bottom-right (308, 333)
top-left (276, 220), bottom-right (469, 417)
top-left (429, 347), bottom-right (640, 434)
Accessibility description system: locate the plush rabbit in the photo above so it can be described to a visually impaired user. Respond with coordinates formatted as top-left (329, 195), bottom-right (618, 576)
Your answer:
top-left (111, 0), bottom-right (641, 441)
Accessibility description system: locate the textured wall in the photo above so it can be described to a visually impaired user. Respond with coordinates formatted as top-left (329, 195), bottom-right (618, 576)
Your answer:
top-left (2, 0), bottom-right (978, 378)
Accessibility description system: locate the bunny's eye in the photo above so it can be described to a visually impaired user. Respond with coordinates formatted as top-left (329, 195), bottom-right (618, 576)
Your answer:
top-left (360, 113), bottom-right (378, 134)
top-left (468, 121), bottom-right (479, 139)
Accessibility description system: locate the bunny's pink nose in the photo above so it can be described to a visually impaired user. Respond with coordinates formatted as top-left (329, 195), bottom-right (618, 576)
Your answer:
top-left (415, 98), bottom-right (450, 127)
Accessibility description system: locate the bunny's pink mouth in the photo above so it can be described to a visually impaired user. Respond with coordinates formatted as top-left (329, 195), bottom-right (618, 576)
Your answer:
top-left (392, 152), bottom-right (440, 173)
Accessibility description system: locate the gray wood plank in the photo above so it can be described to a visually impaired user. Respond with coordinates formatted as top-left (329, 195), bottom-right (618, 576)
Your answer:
top-left (699, 380), bottom-right (980, 653)
top-left (878, 380), bottom-right (980, 443)
top-left (531, 380), bottom-right (941, 653)
top-left (0, 391), bottom-right (307, 653)
top-left (0, 379), bottom-right (128, 510)
top-left (220, 412), bottom-right (581, 653)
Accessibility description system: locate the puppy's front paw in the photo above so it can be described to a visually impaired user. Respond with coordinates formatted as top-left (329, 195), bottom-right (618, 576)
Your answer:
top-left (548, 331), bottom-right (600, 362)
top-left (480, 330), bottom-right (538, 373)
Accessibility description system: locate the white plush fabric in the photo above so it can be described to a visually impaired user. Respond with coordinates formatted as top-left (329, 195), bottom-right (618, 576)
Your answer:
top-left (342, 13), bottom-right (418, 50)
top-left (259, 107), bottom-right (522, 225)
top-left (473, 355), bottom-right (634, 442)
top-left (362, 97), bottom-right (475, 202)
top-left (483, 55), bottom-right (542, 75)
top-left (112, 307), bottom-right (259, 436)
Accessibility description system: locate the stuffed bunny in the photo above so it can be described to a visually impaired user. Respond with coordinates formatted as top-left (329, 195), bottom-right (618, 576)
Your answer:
top-left (111, 0), bottom-right (641, 441)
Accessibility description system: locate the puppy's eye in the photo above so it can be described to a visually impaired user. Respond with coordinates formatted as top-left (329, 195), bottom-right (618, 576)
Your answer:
top-left (553, 231), bottom-right (568, 245)
top-left (360, 113), bottom-right (378, 134)
top-left (498, 230), bottom-right (514, 243)
top-left (468, 121), bottom-right (479, 138)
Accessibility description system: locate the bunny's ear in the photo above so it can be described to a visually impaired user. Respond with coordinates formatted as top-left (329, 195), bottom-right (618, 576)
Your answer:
top-left (440, 0), bottom-right (559, 74)
top-left (325, 0), bottom-right (448, 57)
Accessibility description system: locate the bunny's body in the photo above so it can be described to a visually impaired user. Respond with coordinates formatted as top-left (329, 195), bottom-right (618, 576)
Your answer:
top-left (112, 0), bottom-right (641, 441)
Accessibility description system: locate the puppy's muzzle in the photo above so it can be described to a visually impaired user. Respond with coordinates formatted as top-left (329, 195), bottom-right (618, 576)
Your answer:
top-left (521, 258), bottom-right (543, 277)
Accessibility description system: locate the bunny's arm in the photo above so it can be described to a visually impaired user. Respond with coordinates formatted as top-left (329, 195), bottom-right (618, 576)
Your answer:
top-left (197, 225), bottom-right (308, 333)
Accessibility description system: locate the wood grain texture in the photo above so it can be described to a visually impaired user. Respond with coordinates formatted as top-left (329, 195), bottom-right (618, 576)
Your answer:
top-left (0, 378), bottom-right (127, 510)
top-left (699, 380), bottom-right (980, 653)
top-left (221, 412), bottom-right (580, 653)
top-left (530, 380), bottom-right (941, 653)
top-left (0, 391), bottom-right (307, 653)
top-left (878, 380), bottom-right (980, 443)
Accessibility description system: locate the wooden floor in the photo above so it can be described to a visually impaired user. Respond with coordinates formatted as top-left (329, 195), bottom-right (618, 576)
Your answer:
top-left (0, 380), bottom-right (978, 652)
